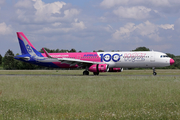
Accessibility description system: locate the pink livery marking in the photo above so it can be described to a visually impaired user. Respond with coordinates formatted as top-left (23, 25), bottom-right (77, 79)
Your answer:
top-left (41, 52), bottom-right (102, 62)
top-left (89, 64), bottom-right (108, 72)
top-left (17, 32), bottom-right (36, 49)
top-left (124, 53), bottom-right (146, 62)
top-left (52, 62), bottom-right (78, 68)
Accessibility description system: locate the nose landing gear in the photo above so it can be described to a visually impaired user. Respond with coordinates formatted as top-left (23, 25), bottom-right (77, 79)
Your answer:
top-left (153, 67), bottom-right (157, 76)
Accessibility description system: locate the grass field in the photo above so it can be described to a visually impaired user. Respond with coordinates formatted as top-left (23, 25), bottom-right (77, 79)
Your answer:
top-left (0, 70), bottom-right (180, 119)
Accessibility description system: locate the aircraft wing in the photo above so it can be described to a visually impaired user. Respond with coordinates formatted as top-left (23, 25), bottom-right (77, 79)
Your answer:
top-left (57, 57), bottom-right (103, 67)
top-left (42, 48), bottom-right (103, 67)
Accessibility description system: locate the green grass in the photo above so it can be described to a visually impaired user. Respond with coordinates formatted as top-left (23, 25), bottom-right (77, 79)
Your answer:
top-left (0, 70), bottom-right (180, 119)
top-left (0, 66), bottom-right (3, 70)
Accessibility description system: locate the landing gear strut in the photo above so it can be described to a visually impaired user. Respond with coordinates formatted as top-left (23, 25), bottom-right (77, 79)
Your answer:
top-left (83, 66), bottom-right (89, 75)
top-left (152, 67), bottom-right (157, 76)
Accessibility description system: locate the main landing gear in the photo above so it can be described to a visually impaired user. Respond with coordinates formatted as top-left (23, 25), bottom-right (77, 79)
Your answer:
top-left (83, 71), bottom-right (99, 75)
top-left (83, 71), bottom-right (89, 75)
top-left (83, 66), bottom-right (89, 75)
top-left (152, 67), bottom-right (157, 76)
top-left (83, 66), bottom-right (100, 75)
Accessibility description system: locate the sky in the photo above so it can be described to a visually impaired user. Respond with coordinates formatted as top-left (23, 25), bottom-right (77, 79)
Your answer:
top-left (0, 0), bottom-right (180, 56)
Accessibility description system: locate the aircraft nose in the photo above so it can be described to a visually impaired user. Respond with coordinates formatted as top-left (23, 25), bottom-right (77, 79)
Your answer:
top-left (170, 58), bottom-right (175, 65)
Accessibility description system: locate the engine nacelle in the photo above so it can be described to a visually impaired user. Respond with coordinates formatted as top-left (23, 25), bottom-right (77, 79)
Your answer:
top-left (88, 64), bottom-right (109, 72)
top-left (109, 68), bottom-right (123, 72)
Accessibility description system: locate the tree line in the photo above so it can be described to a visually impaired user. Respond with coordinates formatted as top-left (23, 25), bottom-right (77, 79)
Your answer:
top-left (0, 47), bottom-right (180, 70)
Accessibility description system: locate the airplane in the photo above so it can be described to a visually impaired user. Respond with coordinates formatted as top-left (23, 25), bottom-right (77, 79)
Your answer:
top-left (14, 32), bottom-right (175, 76)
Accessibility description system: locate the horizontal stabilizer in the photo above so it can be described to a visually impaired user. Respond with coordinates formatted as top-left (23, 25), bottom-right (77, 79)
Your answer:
top-left (15, 56), bottom-right (30, 61)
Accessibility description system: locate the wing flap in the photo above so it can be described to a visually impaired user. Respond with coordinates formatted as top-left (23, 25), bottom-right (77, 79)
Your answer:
top-left (57, 57), bottom-right (102, 65)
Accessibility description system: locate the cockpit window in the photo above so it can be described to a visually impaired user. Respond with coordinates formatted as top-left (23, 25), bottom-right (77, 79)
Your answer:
top-left (160, 55), bottom-right (168, 58)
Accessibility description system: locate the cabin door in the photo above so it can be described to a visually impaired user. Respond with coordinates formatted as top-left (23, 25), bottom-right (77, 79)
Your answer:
top-left (150, 52), bottom-right (155, 62)
top-left (77, 55), bottom-right (81, 59)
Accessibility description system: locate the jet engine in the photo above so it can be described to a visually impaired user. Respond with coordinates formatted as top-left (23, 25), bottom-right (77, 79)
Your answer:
top-left (88, 64), bottom-right (109, 72)
top-left (108, 68), bottom-right (123, 72)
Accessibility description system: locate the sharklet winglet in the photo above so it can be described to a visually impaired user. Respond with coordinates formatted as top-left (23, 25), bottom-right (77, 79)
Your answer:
top-left (42, 48), bottom-right (53, 58)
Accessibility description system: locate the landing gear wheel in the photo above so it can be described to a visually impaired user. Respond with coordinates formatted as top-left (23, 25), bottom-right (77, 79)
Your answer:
top-left (93, 72), bottom-right (99, 75)
top-left (153, 72), bottom-right (157, 76)
top-left (152, 67), bottom-right (157, 76)
top-left (83, 71), bottom-right (89, 75)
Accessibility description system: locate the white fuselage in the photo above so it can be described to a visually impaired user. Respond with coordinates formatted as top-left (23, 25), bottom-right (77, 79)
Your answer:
top-left (97, 51), bottom-right (171, 68)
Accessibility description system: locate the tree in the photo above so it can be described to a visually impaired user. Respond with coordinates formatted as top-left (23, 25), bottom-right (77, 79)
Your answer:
top-left (133, 47), bottom-right (150, 51)
top-left (0, 54), bottom-right (2, 66)
top-left (60, 49), bottom-right (69, 53)
top-left (174, 56), bottom-right (180, 69)
top-left (97, 50), bottom-right (104, 52)
top-left (69, 48), bottom-right (76, 52)
top-left (3, 49), bottom-right (15, 70)
top-left (55, 49), bottom-right (60, 53)
top-left (166, 53), bottom-right (175, 59)
top-left (39, 47), bottom-right (51, 53)
top-left (93, 50), bottom-right (104, 52)
top-left (39, 48), bottom-right (74, 53)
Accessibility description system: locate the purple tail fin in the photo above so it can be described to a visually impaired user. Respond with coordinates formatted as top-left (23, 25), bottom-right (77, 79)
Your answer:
top-left (17, 32), bottom-right (43, 57)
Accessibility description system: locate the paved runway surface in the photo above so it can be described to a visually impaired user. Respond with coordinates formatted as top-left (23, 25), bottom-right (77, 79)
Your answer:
top-left (0, 74), bottom-right (180, 77)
